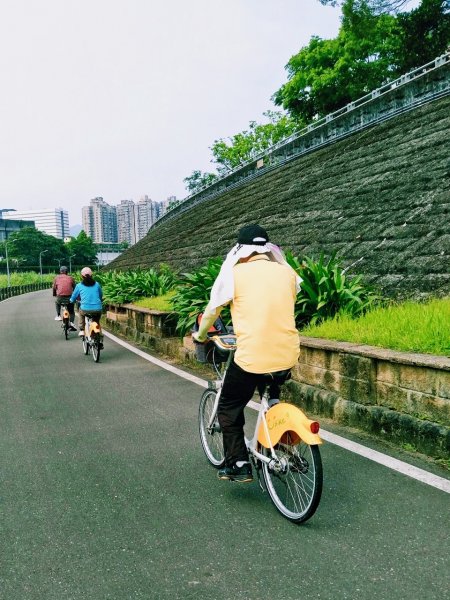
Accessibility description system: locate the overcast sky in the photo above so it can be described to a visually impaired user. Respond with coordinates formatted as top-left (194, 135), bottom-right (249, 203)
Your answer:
top-left (0, 0), bottom-right (342, 226)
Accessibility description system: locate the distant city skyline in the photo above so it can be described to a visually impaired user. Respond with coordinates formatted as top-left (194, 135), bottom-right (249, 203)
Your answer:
top-left (0, 0), bottom-right (342, 227)
top-left (81, 196), bottom-right (169, 246)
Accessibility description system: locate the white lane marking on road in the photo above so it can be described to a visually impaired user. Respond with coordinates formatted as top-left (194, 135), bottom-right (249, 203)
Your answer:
top-left (105, 331), bottom-right (450, 494)
top-left (320, 430), bottom-right (450, 493)
top-left (104, 331), bottom-right (208, 388)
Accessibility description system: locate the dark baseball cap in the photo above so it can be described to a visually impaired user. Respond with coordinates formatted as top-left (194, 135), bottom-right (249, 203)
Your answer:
top-left (237, 224), bottom-right (269, 246)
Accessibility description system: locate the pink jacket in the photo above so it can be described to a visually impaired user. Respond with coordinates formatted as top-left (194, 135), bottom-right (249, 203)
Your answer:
top-left (53, 274), bottom-right (76, 297)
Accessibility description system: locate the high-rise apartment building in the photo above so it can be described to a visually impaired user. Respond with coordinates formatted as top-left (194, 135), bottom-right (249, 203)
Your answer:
top-left (117, 199), bottom-right (137, 246)
top-left (1, 208), bottom-right (69, 240)
top-left (82, 197), bottom-right (118, 243)
top-left (136, 196), bottom-right (166, 241)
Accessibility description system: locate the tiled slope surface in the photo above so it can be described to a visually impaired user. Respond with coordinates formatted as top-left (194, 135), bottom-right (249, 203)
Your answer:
top-left (110, 95), bottom-right (450, 299)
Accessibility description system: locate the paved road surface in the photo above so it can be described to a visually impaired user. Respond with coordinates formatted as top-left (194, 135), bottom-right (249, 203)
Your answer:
top-left (1, 291), bottom-right (449, 600)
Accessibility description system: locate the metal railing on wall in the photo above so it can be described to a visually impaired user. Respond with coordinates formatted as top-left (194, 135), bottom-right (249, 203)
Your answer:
top-left (0, 282), bottom-right (52, 302)
top-left (153, 52), bottom-right (450, 228)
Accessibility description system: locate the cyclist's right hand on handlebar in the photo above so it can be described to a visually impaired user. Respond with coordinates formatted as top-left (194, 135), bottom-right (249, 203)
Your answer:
top-left (192, 331), bottom-right (207, 344)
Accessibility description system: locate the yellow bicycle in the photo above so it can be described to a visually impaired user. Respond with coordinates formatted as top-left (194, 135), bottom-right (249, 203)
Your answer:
top-left (198, 333), bottom-right (323, 524)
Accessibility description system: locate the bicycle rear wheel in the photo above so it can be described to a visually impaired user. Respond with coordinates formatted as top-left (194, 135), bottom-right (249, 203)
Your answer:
top-left (63, 319), bottom-right (69, 340)
top-left (199, 389), bottom-right (225, 468)
top-left (261, 435), bottom-right (323, 524)
top-left (92, 338), bottom-right (101, 362)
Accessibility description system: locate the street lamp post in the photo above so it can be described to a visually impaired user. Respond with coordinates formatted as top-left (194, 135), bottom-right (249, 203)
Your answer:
top-left (69, 254), bottom-right (75, 273)
top-left (5, 241), bottom-right (11, 288)
top-left (39, 250), bottom-right (48, 281)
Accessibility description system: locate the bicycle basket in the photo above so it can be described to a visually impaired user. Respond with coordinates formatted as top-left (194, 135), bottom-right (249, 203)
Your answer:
top-left (195, 340), bottom-right (229, 364)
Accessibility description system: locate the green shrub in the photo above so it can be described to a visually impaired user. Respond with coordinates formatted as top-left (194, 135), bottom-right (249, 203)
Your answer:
top-left (0, 272), bottom-right (56, 287)
top-left (97, 267), bottom-right (176, 304)
top-left (170, 251), bottom-right (377, 336)
top-left (171, 258), bottom-right (231, 337)
top-left (285, 251), bottom-right (379, 328)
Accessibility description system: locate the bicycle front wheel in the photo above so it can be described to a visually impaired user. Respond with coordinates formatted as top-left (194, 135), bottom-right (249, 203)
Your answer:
top-left (82, 337), bottom-right (89, 355)
top-left (262, 436), bottom-right (323, 524)
top-left (63, 319), bottom-right (69, 340)
top-left (198, 389), bottom-right (225, 468)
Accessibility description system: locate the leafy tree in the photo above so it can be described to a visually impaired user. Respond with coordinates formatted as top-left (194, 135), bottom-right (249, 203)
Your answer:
top-left (395, 0), bottom-right (450, 72)
top-left (273, 1), bottom-right (399, 120)
top-left (6, 227), bottom-right (67, 266)
top-left (273, 0), bottom-right (449, 121)
top-left (319, 0), bottom-right (414, 13)
top-left (184, 170), bottom-right (219, 194)
top-left (65, 230), bottom-right (97, 266)
top-left (210, 111), bottom-right (300, 173)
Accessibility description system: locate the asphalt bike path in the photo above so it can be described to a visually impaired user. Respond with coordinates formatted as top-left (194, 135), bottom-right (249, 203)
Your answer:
top-left (1, 291), bottom-right (449, 600)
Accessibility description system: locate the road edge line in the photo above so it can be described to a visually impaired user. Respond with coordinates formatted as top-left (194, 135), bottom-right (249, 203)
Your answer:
top-left (104, 330), bottom-right (450, 494)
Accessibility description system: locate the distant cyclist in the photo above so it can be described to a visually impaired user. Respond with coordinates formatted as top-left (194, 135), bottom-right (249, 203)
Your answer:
top-left (70, 267), bottom-right (103, 337)
top-left (52, 265), bottom-right (76, 330)
top-left (193, 224), bottom-right (301, 483)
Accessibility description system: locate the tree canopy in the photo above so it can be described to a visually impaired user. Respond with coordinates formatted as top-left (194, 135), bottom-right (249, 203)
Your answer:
top-left (181, 0), bottom-right (449, 189)
top-left (273, 0), bottom-right (449, 121)
top-left (210, 111), bottom-right (300, 174)
top-left (4, 227), bottom-right (66, 267)
top-left (65, 231), bottom-right (98, 267)
top-left (184, 170), bottom-right (219, 194)
top-left (0, 228), bottom-right (98, 270)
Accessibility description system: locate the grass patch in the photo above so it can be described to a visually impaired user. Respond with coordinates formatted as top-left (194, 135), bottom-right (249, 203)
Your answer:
top-left (302, 298), bottom-right (450, 357)
top-left (0, 272), bottom-right (56, 286)
top-left (131, 291), bottom-right (176, 311)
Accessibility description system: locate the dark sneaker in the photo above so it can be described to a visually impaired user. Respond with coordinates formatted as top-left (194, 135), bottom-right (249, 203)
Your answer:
top-left (218, 463), bottom-right (253, 483)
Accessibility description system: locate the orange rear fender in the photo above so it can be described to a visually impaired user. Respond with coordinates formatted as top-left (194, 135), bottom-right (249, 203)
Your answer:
top-left (258, 403), bottom-right (322, 448)
top-left (89, 322), bottom-right (102, 336)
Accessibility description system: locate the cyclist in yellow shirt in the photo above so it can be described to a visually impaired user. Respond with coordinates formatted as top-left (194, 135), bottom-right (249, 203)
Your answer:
top-left (193, 224), bottom-right (301, 482)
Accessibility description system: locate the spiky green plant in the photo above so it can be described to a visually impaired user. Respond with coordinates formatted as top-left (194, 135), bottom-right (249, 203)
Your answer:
top-left (97, 267), bottom-right (176, 304)
top-left (285, 251), bottom-right (379, 327)
top-left (171, 258), bottom-right (231, 337)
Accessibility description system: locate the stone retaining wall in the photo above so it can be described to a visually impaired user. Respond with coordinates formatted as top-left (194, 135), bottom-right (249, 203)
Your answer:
top-left (105, 304), bottom-right (450, 460)
top-left (106, 88), bottom-right (450, 301)
top-left (288, 337), bottom-right (449, 459)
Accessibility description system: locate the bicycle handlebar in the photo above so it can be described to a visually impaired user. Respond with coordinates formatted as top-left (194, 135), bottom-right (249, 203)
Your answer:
top-left (209, 334), bottom-right (237, 352)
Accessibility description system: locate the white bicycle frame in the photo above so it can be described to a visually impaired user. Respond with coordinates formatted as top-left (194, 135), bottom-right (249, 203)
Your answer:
top-left (207, 351), bottom-right (280, 468)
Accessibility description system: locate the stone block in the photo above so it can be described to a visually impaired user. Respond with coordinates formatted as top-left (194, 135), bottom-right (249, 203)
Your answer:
top-left (407, 390), bottom-right (450, 425)
top-left (302, 347), bottom-right (333, 370)
top-left (295, 363), bottom-right (328, 389)
top-left (340, 375), bottom-right (375, 405)
top-left (376, 381), bottom-right (409, 412)
top-left (438, 375), bottom-right (450, 400)
top-left (377, 361), bottom-right (399, 385)
top-left (340, 353), bottom-right (374, 382)
top-left (398, 364), bottom-right (439, 395)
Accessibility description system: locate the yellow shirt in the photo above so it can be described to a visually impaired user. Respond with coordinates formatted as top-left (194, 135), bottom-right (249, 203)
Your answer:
top-left (231, 255), bottom-right (299, 373)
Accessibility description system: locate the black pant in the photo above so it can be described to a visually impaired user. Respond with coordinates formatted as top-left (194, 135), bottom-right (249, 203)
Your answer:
top-left (55, 296), bottom-right (75, 322)
top-left (218, 360), bottom-right (290, 466)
